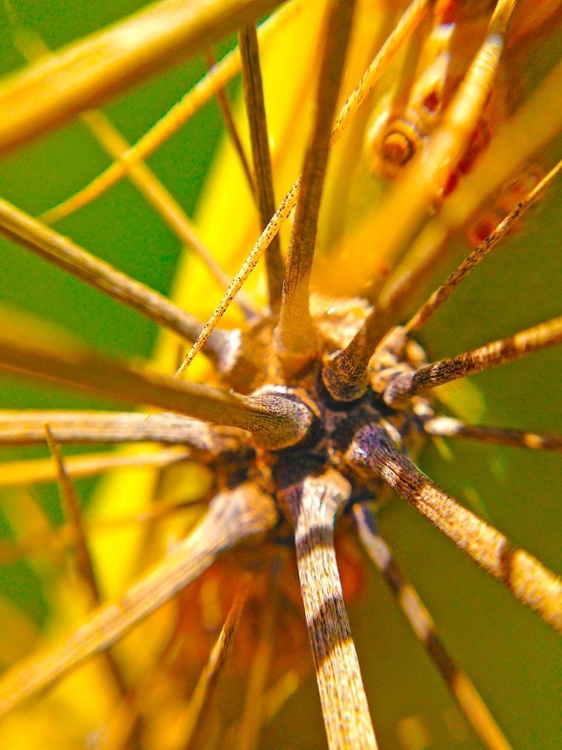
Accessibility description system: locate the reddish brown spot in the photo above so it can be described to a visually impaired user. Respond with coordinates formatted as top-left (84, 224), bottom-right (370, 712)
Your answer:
top-left (376, 262), bottom-right (392, 281)
top-left (458, 124), bottom-right (490, 175)
top-left (437, 0), bottom-right (457, 25)
top-left (443, 171), bottom-right (459, 198)
top-left (467, 212), bottom-right (501, 247)
top-left (422, 90), bottom-right (440, 114)
top-left (498, 166), bottom-right (544, 213)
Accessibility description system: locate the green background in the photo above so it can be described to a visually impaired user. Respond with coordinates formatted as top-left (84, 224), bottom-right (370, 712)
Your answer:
top-left (0, 2), bottom-right (561, 748)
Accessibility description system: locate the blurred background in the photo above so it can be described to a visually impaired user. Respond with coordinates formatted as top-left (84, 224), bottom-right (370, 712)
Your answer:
top-left (0, 2), bottom-right (561, 748)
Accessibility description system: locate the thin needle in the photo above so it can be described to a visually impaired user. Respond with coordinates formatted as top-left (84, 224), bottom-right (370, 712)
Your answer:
top-left (0, 196), bottom-right (228, 359)
top-left (322, 0), bottom-right (521, 400)
top-left (78, 110), bottom-right (259, 321)
top-left (347, 425), bottom-right (562, 633)
top-left (235, 563), bottom-right (278, 750)
top-left (175, 0), bottom-right (430, 376)
top-left (204, 48), bottom-right (255, 195)
top-left (275, 0), bottom-right (357, 374)
top-left (45, 427), bottom-right (101, 601)
top-left (363, 0), bottom-right (520, 301)
top-left (384, 316), bottom-right (562, 405)
top-left (0, 447), bottom-right (191, 488)
top-left (404, 159), bottom-right (562, 333)
top-left (0, 484), bottom-right (278, 716)
top-left (353, 502), bottom-right (512, 750)
top-left (0, 410), bottom-right (245, 453)
top-left (180, 583), bottom-right (249, 750)
top-left (0, 0), bottom-right (286, 155)
top-left (239, 24), bottom-right (284, 315)
top-left (0, 335), bottom-right (312, 449)
top-left (282, 470), bottom-right (378, 750)
top-left (39, 4), bottom-right (298, 223)
top-left (45, 427), bottom-right (133, 705)
top-left (5, 17), bottom-right (257, 320)
top-left (423, 416), bottom-right (562, 454)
